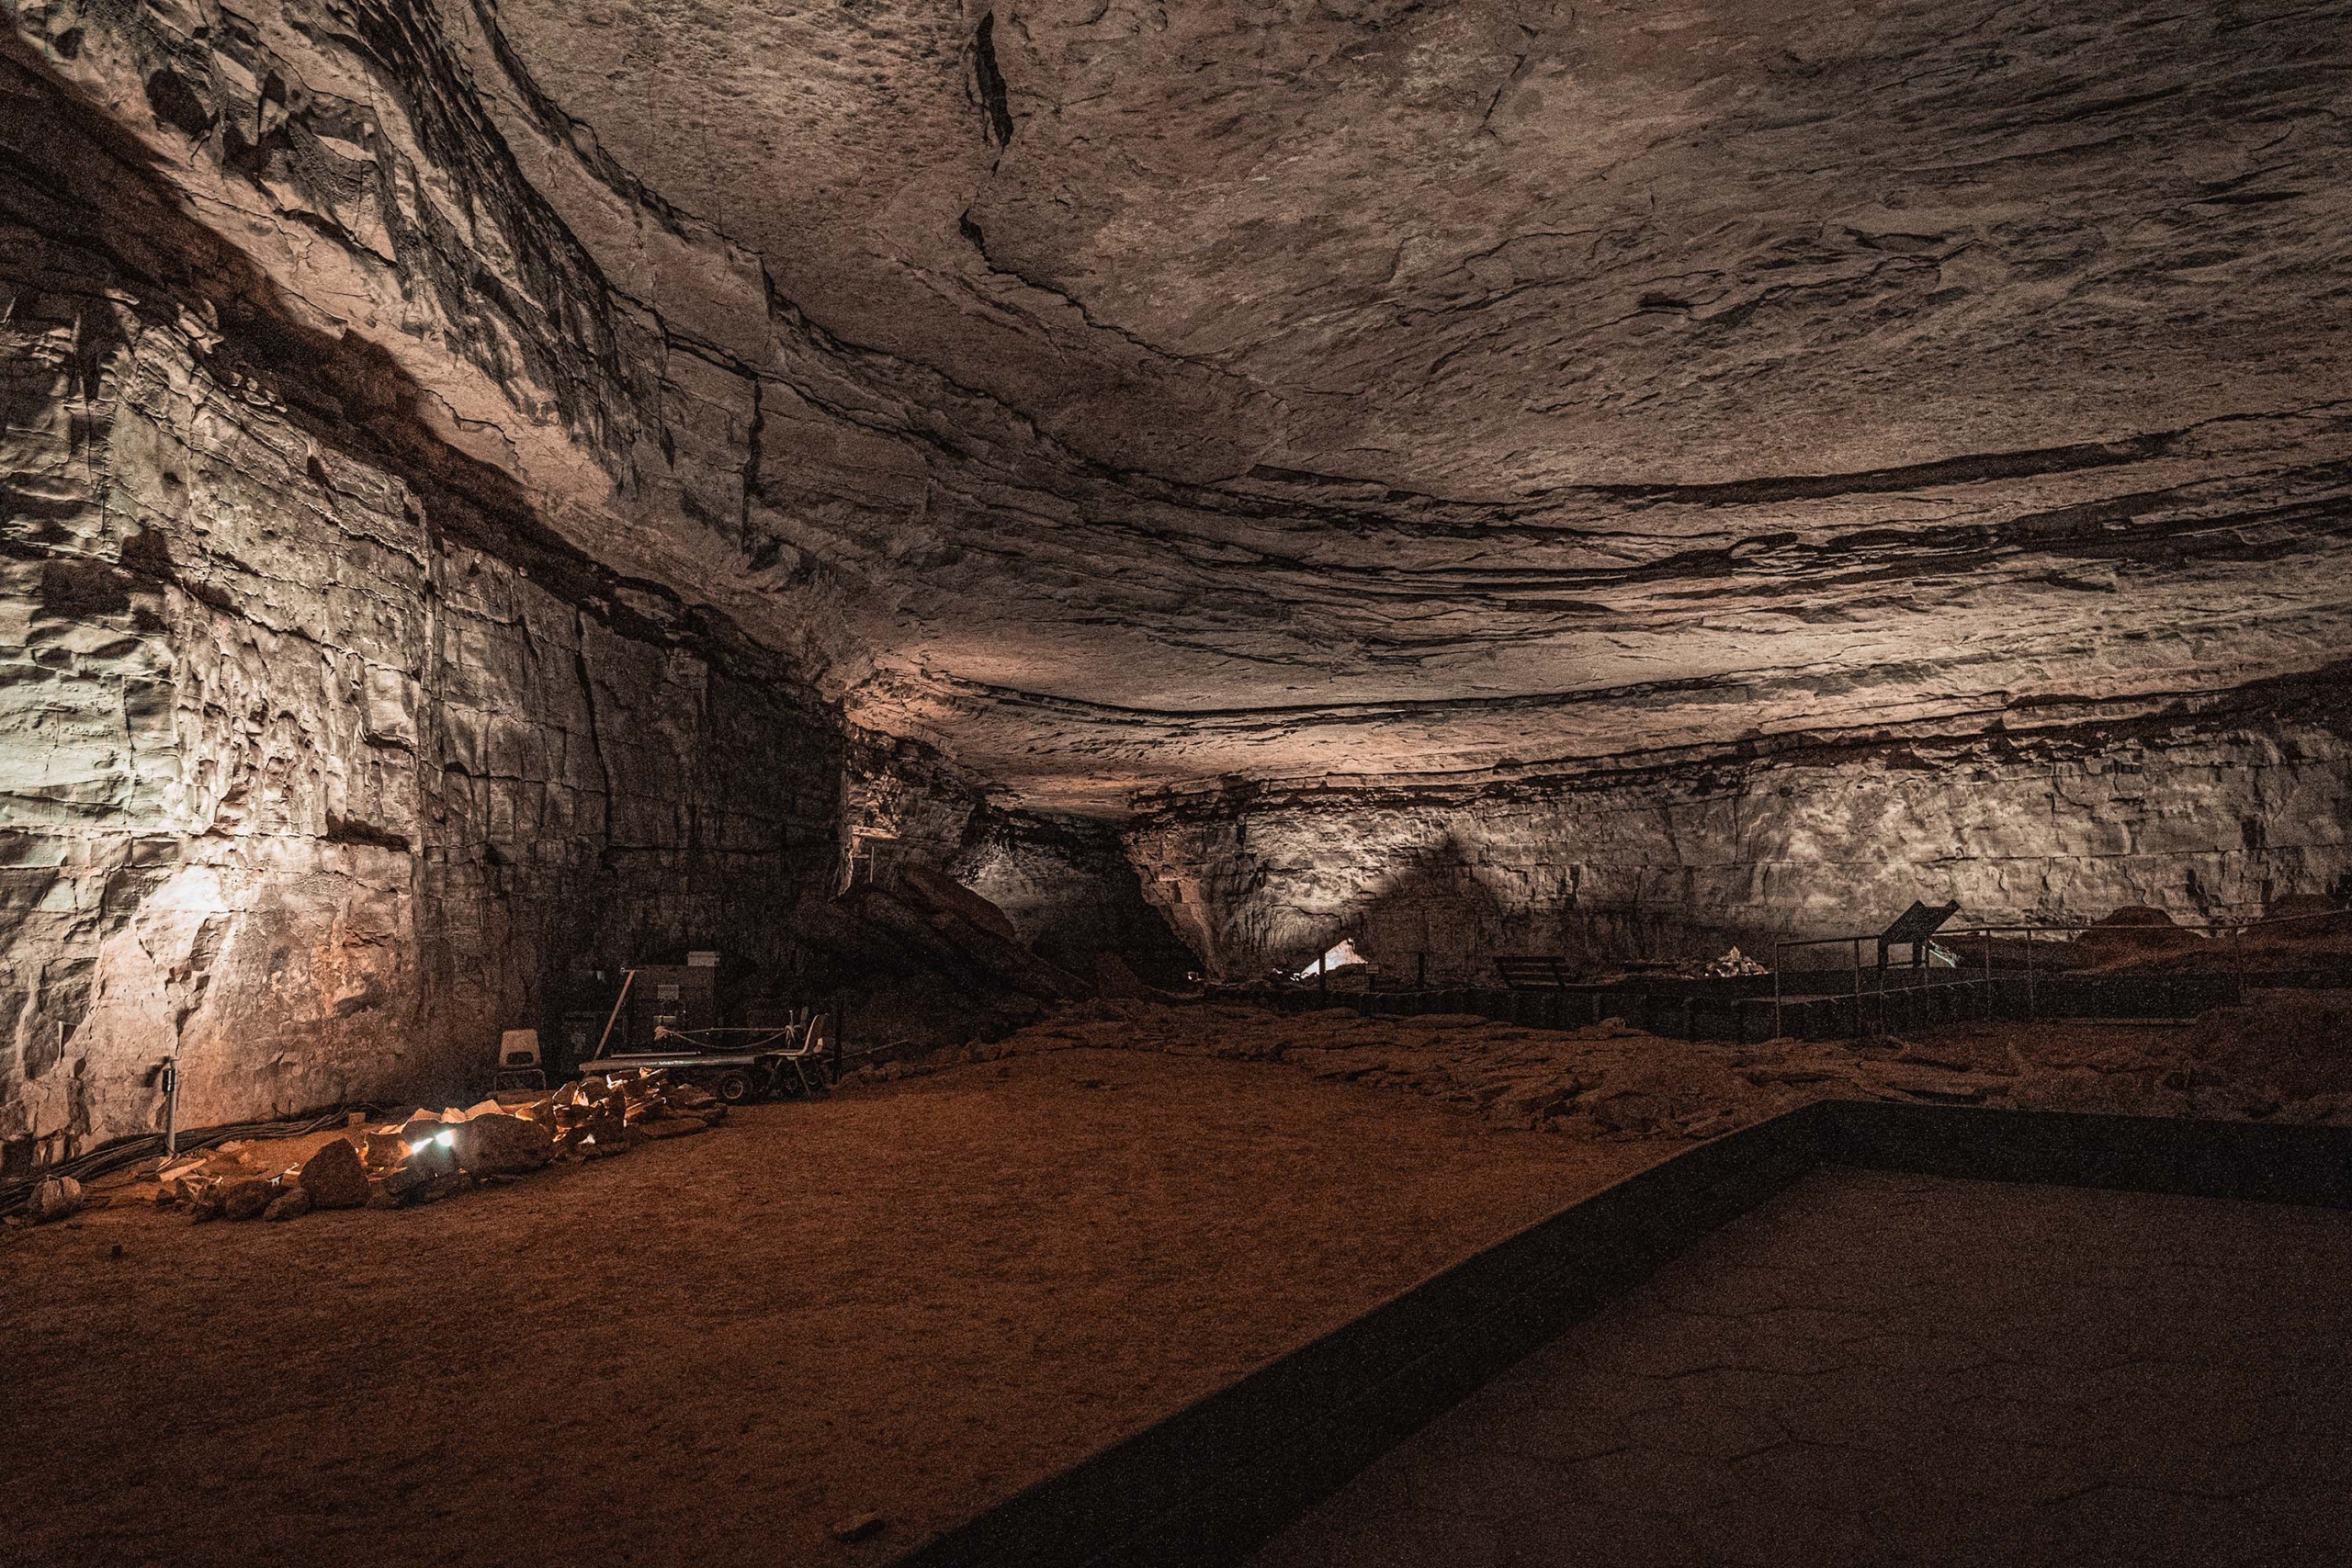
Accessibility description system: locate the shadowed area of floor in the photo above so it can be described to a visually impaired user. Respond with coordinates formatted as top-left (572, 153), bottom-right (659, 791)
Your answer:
top-left (1253, 1168), bottom-right (2352, 1568)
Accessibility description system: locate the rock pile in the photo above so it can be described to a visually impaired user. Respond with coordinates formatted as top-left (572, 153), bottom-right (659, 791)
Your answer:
top-left (542, 1069), bottom-right (728, 1156)
top-left (153, 1070), bottom-right (727, 1223)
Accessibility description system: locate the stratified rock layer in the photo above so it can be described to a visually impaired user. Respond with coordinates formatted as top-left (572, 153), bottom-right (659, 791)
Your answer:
top-left (0, 39), bottom-right (1162, 1160)
top-left (8, 1), bottom-right (2349, 811)
top-left (0, 141), bottom-right (844, 1160)
top-left (1130, 698), bottom-right (2352, 979)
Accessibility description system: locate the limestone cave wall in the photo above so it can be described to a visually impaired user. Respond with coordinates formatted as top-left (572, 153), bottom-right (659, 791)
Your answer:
top-left (0, 25), bottom-right (1209, 1168)
top-left (1129, 695), bottom-right (2352, 983)
top-left (955, 811), bottom-right (1199, 987)
top-left (0, 188), bottom-right (847, 1170)
top-left (0, 176), bottom-right (1189, 1165)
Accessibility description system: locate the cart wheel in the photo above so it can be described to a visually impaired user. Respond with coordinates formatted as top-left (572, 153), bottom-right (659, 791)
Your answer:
top-left (713, 1068), bottom-right (753, 1104)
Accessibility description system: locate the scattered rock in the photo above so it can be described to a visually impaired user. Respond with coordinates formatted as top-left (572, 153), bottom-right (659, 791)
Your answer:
top-left (404, 1137), bottom-right (461, 1182)
top-left (453, 1112), bottom-right (553, 1175)
top-left (29, 1176), bottom-right (83, 1224)
top-left (398, 1116), bottom-right (455, 1155)
top-left (362, 1130), bottom-right (414, 1169)
top-left (148, 1067), bottom-right (731, 1234)
top-left (300, 1138), bottom-right (371, 1210)
top-left (220, 1179), bottom-right (274, 1222)
top-left (413, 1172), bottom-right (474, 1204)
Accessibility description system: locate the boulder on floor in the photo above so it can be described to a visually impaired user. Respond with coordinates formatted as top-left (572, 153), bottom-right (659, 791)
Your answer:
top-left (220, 1178), bottom-right (274, 1221)
top-left (29, 1176), bottom-right (83, 1224)
top-left (300, 1138), bottom-right (371, 1210)
top-left (453, 1112), bottom-right (553, 1175)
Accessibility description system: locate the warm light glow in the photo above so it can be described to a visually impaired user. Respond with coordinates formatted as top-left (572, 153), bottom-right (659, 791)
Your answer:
top-left (1294, 938), bottom-right (1368, 981)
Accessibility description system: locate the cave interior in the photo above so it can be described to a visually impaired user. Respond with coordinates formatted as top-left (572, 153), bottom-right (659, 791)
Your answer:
top-left (5, 0), bottom-right (2352, 1559)
top-left (7, 0), bottom-right (2349, 1164)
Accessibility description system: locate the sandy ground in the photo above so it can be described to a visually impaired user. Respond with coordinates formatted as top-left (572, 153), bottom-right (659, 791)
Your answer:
top-left (12, 993), bottom-right (2345, 1566)
top-left (0, 1047), bottom-right (1663, 1568)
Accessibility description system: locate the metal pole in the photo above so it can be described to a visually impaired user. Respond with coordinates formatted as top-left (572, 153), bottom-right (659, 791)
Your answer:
top-left (593, 968), bottom-right (637, 1062)
top-left (1773, 942), bottom-right (1783, 1041)
top-left (1852, 938), bottom-right (1863, 1040)
top-left (1984, 928), bottom-right (1995, 1020)
top-left (2026, 928), bottom-right (2037, 1020)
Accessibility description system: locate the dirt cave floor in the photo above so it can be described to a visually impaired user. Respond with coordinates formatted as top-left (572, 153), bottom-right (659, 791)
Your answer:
top-left (1, 1045), bottom-right (1667, 1568)
top-left (9, 992), bottom-right (2348, 1568)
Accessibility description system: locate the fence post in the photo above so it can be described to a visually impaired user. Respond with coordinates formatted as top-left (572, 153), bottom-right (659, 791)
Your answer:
top-left (2028, 930), bottom-right (2040, 1020)
top-left (1984, 928), bottom-right (1995, 1021)
top-left (1851, 939), bottom-right (1863, 1039)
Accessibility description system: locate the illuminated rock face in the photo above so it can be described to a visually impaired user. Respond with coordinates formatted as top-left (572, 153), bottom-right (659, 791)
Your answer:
top-left (0, 192), bottom-right (846, 1162)
top-left (15, 1), bottom-right (2352, 812)
top-left (1128, 704), bottom-right (2352, 981)
top-left (7, 2), bottom-right (2352, 1148)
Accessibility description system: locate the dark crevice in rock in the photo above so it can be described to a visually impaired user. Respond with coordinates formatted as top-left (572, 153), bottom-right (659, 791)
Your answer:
top-left (1586, 433), bottom-right (2183, 509)
top-left (323, 816), bottom-right (415, 852)
top-left (141, 67), bottom-right (212, 141)
top-left (972, 13), bottom-right (1015, 151)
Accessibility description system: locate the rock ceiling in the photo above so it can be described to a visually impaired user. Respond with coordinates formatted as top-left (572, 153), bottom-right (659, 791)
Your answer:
top-left (20, 0), bottom-right (2352, 815)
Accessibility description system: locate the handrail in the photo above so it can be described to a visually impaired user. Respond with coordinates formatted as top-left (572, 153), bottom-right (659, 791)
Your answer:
top-left (1767, 903), bottom-right (2346, 1041)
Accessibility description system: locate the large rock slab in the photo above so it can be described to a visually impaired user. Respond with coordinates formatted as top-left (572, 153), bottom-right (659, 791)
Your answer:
top-left (453, 1114), bottom-right (554, 1177)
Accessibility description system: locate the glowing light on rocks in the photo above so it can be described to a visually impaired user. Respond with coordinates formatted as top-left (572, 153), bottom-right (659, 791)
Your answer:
top-left (1294, 939), bottom-right (1368, 982)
